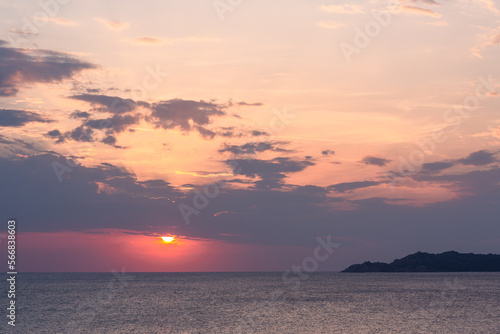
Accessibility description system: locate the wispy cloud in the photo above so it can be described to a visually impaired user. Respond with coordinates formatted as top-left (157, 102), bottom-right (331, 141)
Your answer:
top-left (130, 36), bottom-right (221, 45)
top-left (132, 36), bottom-right (163, 45)
top-left (95, 18), bottom-right (130, 31)
top-left (34, 17), bottom-right (77, 26)
top-left (407, 0), bottom-right (441, 6)
top-left (426, 20), bottom-right (448, 26)
top-left (470, 25), bottom-right (500, 57)
top-left (320, 4), bottom-right (365, 14)
top-left (399, 5), bottom-right (442, 17)
top-left (478, 0), bottom-right (499, 14)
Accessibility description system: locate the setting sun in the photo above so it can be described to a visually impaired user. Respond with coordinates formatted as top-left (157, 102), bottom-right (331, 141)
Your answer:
top-left (161, 236), bottom-right (175, 243)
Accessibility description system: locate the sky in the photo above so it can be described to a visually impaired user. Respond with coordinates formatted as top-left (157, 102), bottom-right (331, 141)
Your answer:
top-left (0, 0), bottom-right (499, 272)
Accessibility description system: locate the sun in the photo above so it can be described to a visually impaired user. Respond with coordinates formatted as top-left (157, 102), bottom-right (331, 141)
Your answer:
top-left (161, 236), bottom-right (175, 243)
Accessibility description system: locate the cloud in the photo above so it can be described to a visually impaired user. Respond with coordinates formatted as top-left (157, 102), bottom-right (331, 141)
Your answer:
top-left (95, 18), bottom-right (130, 31)
top-left (407, 0), bottom-right (440, 5)
top-left (70, 111), bottom-right (91, 119)
top-left (492, 33), bottom-right (500, 44)
top-left (227, 157), bottom-right (315, 189)
top-left (195, 126), bottom-right (216, 140)
top-left (69, 125), bottom-right (94, 142)
top-left (101, 135), bottom-right (117, 145)
top-left (251, 130), bottom-right (270, 137)
top-left (360, 155), bottom-right (392, 167)
top-left (85, 113), bottom-right (142, 134)
top-left (421, 161), bottom-right (455, 172)
top-left (2, 149), bottom-right (500, 263)
top-left (328, 181), bottom-right (382, 193)
top-left (0, 153), bottom-right (183, 231)
top-left (179, 36), bottom-right (221, 43)
top-left (320, 4), bottom-right (365, 14)
top-left (45, 129), bottom-right (66, 144)
top-left (399, 5), bottom-right (442, 17)
top-left (0, 109), bottom-right (52, 127)
top-left (146, 99), bottom-right (226, 138)
top-left (237, 101), bottom-right (263, 106)
top-left (130, 36), bottom-right (220, 45)
top-left (34, 17), bottom-right (77, 26)
top-left (401, 150), bottom-right (499, 181)
top-left (132, 36), bottom-right (163, 45)
top-left (425, 21), bottom-right (448, 26)
top-left (478, 0), bottom-right (499, 14)
top-left (413, 165), bottom-right (500, 198)
top-left (0, 42), bottom-right (95, 96)
top-left (322, 149), bottom-right (335, 156)
top-left (457, 150), bottom-right (497, 166)
top-left (471, 27), bottom-right (500, 58)
top-left (219, 141), bottom-right (290, 155)
top-left (69, 94), bottom-right (137, 114)
top-left (56, 95), bottom-right (264, 145)
top-left (45, 113), bottom-right (141, 146)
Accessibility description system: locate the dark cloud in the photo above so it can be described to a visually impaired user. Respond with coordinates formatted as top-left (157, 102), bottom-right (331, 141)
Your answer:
top-left (46, 129), bottom-right (61, 137)
top-left (226, 157), bottom-right (314, 189)
top-left (417, 150), bottom-right (499, 176)
top-left (237, 101), bottom-right (263, 106)
top-left (85, 113), bottom-right (141, 134)
top-left (219, 141), bottom-right (290, 155)
top-left (0, 41), bottom-right (95, 96)
top-left (70, 111), bottom-right (91, 119)
top-left (294, 185), bottom-right (329, 195)
top-left (146, 99), bottom-right (226, 138)
top-left (70, 94), bottom-right (137, 114)
top-left (69, 126), bottom-right (94, 142)
top-left (322, 149), bottom-right (335, 156)
top-left (0, 109), bottom-right (52, 127)
top-left (45, 129), bottom-right (66, 144)
top-left (51, 95), bottom-right (268, 146)
top-left (421, 161), bottom-right (455, 173)
top-left (195, 126), bottom-right (216, 139)
top-left (360, 155), bottom-right (392, 167)
top-left (0, 133), bottom-right (53, 157)
top-left (457, 150), bottom-right (497, 166)
top-left (218, 128), bottom-right (237, 137)
top-left (101, 135), bottom-right (117, 145)
top-left (328, 181), bottom-right (382, 193)
top-left (1, 149), bottom-right (500, 268)
top-left (0, 153), bottom-right (183, 232)
top-left (251, 130), bottom-right (269, 137)
top-left (46, 113), bottom-right (141, 145)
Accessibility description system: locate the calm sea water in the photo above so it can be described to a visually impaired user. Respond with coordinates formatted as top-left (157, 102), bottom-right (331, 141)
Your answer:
top-left (1, 272), bottom-right (499, 333)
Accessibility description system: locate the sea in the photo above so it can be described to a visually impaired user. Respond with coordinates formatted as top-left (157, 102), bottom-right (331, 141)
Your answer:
top-left (1, 272), bottom-right (499, 333)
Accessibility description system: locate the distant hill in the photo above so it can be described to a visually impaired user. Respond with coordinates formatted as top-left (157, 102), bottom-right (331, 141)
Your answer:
top-left (342, 251), bottom-right (500, 272)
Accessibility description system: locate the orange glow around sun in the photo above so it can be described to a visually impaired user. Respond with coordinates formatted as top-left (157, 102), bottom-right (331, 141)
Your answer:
top-left (161, 236), bottom-right (175, 243)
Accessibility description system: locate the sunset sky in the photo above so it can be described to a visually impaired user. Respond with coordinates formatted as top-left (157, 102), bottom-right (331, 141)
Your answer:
top-left (1, 0), bottom-right (500, 272)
